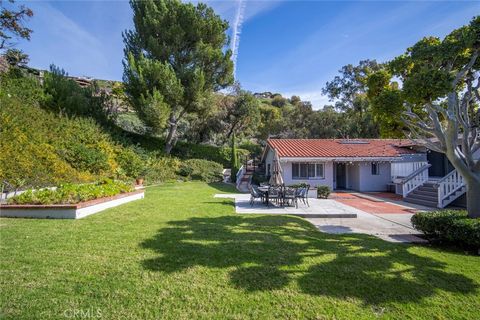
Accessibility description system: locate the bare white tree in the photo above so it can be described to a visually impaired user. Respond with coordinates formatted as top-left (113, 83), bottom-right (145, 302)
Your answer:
top-left (403, 50), bottom-right (480, 218)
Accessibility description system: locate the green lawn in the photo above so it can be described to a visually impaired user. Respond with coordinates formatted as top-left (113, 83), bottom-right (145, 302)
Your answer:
top-left (1, 182), bottom-right (479, 319)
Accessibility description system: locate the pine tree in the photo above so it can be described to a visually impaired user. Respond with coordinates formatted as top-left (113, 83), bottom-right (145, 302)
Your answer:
top-left (123, 0), bottom-right (234, 153)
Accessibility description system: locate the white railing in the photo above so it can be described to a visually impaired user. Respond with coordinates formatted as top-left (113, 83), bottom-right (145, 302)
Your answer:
top-left (436, 169), bottom-right (465, 208)
top-left (400, 164), bottom-right (431, 197)
top-left (235, 165), bottom-right (245, 189)
top-left (391, 161), bottom-right (428, 180)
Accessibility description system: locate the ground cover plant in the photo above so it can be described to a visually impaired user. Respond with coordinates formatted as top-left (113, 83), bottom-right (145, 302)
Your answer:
top-left (1, 182), bottom-right (479, 319)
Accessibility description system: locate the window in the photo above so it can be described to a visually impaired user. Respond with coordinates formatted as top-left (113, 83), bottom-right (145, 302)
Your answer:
top-left (292, 163), bottom-right (324, 179)
top-left (371, 163), bottom-right (380, 175)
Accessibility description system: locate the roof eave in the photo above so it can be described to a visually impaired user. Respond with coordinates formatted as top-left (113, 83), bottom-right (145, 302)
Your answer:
top-left (278, 156), bottom-right (415, 162)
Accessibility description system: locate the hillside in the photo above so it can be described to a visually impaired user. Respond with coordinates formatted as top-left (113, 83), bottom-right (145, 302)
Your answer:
top-left (0, 68), bottom-right (243, 191)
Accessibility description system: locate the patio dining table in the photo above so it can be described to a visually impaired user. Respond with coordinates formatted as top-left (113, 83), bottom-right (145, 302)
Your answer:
top-left (257, 186), bottom-right (271, 205)
top-left (258, 185), bottom-right (288, 206)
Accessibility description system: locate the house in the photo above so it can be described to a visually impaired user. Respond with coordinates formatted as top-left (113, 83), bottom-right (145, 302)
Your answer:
top-left (261, 138), bottom-right (473, 208)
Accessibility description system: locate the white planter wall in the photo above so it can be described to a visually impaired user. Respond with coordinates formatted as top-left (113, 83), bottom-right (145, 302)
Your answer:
top-left (0, 191), bottom-right (144, 219)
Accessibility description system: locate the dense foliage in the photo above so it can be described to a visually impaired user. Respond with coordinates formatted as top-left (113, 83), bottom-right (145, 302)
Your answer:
top-left (367, 16), bottom-right (480, 217)
top-left (43, 65), bottom-right (116, 125)
top-left (171, 140), bottom-right (248, 168)
top-left (0, 0), bottom-right (33, 50)
top-left (0, 69), bottom-right (237, 190)
top-left (123, 0), bottom-right (234, 153)
top-left (7, 180), bottom-right (134, 205)
top-left (178, 159), bottom-right (224, 183)
top-left (412, 210), bottom-right (480, 248)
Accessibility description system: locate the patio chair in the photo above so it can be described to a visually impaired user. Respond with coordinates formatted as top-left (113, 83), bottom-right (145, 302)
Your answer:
top-left (296, 185), bottom-right (310, 207)
top-left (283, 187), bottom-right (298, 208)
top-left (267, 185), bottom-right (282, 206)
top-left (250, 186), bottom-right (263, 207)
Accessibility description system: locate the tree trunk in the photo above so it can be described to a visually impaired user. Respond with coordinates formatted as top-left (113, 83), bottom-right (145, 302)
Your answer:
top-left (466, 177), bottom-right (480, 218)
top-left (164, 113), bottom-right (178, 154)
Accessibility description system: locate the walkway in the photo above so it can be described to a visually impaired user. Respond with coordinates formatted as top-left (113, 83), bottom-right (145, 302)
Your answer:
top-left (331, 192), bottom-right (419, 214)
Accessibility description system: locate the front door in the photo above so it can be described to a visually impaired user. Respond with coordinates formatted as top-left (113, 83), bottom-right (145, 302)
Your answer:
top-left (428, 151), bottom-right (454, 177)
top-left (335, 163), bottom-right (346, 189)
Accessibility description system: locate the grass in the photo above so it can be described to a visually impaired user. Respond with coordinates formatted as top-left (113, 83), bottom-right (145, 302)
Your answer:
top-left (1, 182), bottom-right (479, 319)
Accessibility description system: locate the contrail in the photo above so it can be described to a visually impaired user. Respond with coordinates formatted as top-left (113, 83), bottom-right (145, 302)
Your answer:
top-left (231, 0), bottom-right (246, 78)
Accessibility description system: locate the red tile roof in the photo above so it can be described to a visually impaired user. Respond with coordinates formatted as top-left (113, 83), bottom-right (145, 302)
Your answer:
top-left (267, 139), bottom-right (418, 158)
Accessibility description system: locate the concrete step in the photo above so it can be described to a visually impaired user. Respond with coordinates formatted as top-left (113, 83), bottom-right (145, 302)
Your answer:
top-left (404, 197), bottom-right (438, 208)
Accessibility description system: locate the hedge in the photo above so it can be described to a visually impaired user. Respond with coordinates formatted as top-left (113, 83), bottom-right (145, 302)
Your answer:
top-left (411, 210), bottom-right (480, 248)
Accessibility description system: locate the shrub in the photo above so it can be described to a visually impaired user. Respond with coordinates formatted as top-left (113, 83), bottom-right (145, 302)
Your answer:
top-left (116, 147), bottom-right (145, 178)
top-left (63, 143), bottom-right (110, 174)
top-left (178, 159), bottom-right (223, 183)
top-left (317, 185), bottom-right (331, 199)
top-left (7, 179), bottom-right (134, 205)
top-left (143, 157), bottom-right (181, 185)
top-left (411, 210), bottom-right (480, 248)
top-left (43, 65), bottom-right (113, 125)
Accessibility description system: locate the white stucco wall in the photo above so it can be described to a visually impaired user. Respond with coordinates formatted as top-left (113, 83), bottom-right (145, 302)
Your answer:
top-left (280, 160), bottom-right (334, 189)
top-left (346, 164), bottom-right (360, 190)
top-left (358, 162), bottom-right (392, 192)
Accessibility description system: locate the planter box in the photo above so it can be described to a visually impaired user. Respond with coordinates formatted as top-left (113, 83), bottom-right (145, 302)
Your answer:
top-left (0, 189), bottom-right (145, 219)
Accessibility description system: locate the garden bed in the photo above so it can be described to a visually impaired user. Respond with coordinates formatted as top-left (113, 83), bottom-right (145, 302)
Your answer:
top-left (0, 189), bottom-right (144, 219)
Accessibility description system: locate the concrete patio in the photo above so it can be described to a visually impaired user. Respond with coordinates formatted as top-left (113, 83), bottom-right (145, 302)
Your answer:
top-left (214, 193), bottom-right (428, 243)
top-left (215, 193), bottom-right (357, 218)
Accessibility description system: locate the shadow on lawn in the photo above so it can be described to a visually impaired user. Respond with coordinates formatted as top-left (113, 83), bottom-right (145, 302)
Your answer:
top-left (140, 215), bottom-right (478, 305)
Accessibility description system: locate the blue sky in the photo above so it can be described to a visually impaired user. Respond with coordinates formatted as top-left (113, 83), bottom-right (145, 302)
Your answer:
top-left (16, 0), bottom-right (479, 109)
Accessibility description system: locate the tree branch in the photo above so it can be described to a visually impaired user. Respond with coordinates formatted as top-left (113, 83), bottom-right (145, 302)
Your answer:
top-left (452, 50), bottom-right (479, 87)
